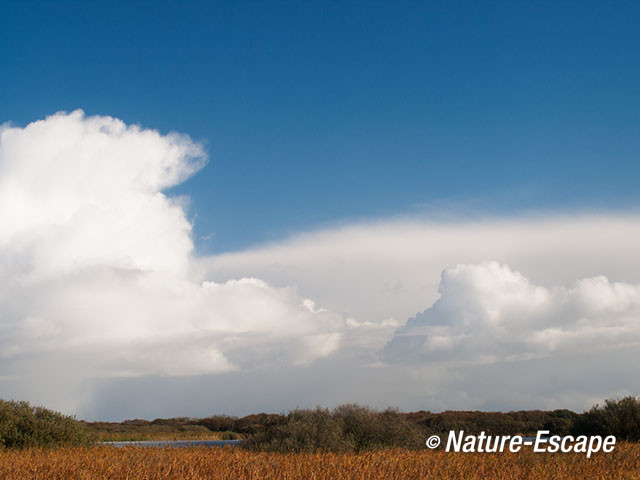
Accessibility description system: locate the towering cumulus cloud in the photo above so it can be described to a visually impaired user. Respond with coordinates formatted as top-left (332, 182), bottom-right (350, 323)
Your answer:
top-left (0, 111), bottom-right (346, 409)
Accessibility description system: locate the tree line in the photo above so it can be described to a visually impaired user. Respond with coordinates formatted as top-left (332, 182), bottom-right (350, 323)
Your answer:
top-left (2, 396), bottom-right (639, 450)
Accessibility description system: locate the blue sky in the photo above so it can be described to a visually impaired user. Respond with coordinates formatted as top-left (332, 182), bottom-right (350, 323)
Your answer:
top-left (2, 0), bottom-right (639, 253)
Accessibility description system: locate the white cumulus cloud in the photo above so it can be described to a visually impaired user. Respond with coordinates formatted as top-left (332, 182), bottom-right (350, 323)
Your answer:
top-left (383, 261), bottom-right (640, 365)
top-left (0, 111), bottom-right (349, 411)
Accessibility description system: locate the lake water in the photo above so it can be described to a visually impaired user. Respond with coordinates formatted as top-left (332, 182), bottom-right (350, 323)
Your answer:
top-left (102, 440), bottom-right (242, 448)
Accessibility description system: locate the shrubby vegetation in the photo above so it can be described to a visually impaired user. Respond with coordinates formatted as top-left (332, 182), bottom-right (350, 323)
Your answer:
top-left (85, 414), bottom-right (283, 441)
top-left (543, 409), bottom-right (581, 436)
top-left (240, 398), bottom-right (640, 451)
top-left (243, 405), bottom-right (425, 452)
top-left (86, 418), bottom-right (233, 441)
top-left (198, 413), bottom-right (281, 436)
top-left (0, 399), bottom-right (91, 448)
top-left (5, 396), bottom-right (639, 451)
top-left (408, 409), bottom-right (549, 436)
top-left (571, 396), bottom-right (640, 441)
top-left (406, 408), bottom-right (579, 437)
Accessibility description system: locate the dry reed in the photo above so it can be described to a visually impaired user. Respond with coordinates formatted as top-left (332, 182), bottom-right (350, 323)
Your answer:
top-left (1, 444), bottom-right (639, 480)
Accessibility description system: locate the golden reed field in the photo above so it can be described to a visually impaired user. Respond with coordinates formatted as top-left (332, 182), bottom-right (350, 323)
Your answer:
top-left (1, 444), bottom-right (639, 480)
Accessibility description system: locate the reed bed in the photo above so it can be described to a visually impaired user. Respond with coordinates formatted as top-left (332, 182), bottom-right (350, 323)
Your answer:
top-left (1, 444), bottom-right (639, 480)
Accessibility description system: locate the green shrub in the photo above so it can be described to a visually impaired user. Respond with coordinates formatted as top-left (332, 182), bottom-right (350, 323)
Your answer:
top-left (0, 399), bottom-right (91, 448)
top-left (543, 409), bottom-right (580, 436)
top-left (243, 405), bottom-right (426, 453)
top-left (335, 404), bottom-right (425, 451)
top-left (572, 396), bottom-right (640, 441)
top-left (243, 407), bottom-right (350, 453)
